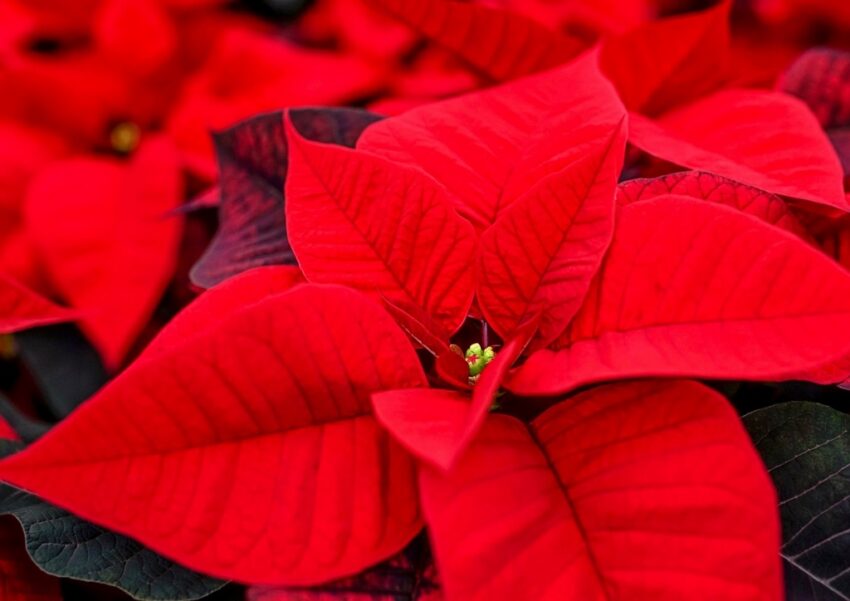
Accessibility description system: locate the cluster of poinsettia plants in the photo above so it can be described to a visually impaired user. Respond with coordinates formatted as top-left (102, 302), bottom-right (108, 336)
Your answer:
top-left (5, 0), bottom-right (850, 599)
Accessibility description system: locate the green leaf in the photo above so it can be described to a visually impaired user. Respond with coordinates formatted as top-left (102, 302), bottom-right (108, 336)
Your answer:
top-left (744, 401), bottom-right (850, 600)
top-left (0, 442), bottom-right (225, 600)
top-left (15, 323), bottom-right (107, 419)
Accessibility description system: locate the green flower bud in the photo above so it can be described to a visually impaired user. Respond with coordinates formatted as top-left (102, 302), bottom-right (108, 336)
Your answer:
top-left (465, 343), bottom-right (496, 378)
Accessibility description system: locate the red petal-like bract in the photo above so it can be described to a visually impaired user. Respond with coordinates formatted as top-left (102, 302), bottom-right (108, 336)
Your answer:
top-left (364, 0), bottom-right (581, 82)
top-left (477, 120), bottom-right (626, 345)
top-left (191, 108), bottom-right (382, 289)
top-left (779, 48), bottom-right (850, 129)
top-left (24, 137), bottom-right (184, 368)
top-left (358, 53), bottom-right (627, 230)
top-left (0, 415), bottom-right (17, 441)
top-left (421, 380), bottom-right (781, 600)
top-left (381, 296), bottom-right (452, 356)
top-left (0, 274), bottom-right (75, 334)
top-left (285, 119), bottom-right (476, 334)
top-left (510, 198), bottom-right (850, 396)
top-left (0, 285), bottom-right (426, 584)
top-left (628, 90), bottom-right (848, 213)
top-left (600, 0), bottom-right (731, 115)
top-left (141, 266), bottom-right (304, 360)
top-left (93, 0), bottom-right (177, 76)
top-left (617, 171), bottom-right (811, 239)
top-left (373, 314), bottom-right (540, 471)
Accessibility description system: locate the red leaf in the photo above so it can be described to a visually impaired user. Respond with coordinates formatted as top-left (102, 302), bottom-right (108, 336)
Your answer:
top-left (0, 122), bottom-right (67, 221)
top-left (509, 198), bottom-right (850, 396)
top-left (141, 266), bottom-right (304, 360)
top-left (23, 137), bottom-right (184, 368)
top-left (477, 120), bottom-right (626, 345)
top-left (420, 380), bottom-right (782, 600)
top-left (358, 52), bottom-right (627, 230)
top-left (779, 48), bottom-right (850, 129)
top-left (166, 30), bottom-right (384, 172)
top-left (0, 285), bottom-right (425, 584)
top-left (363, 0), bottom-right (582, 82)
top-left (381, 296), bottom-right (452, 356)
top-left (373, 314), bottom-right (539, 471)
top-left (372, 388), bottom-right (474, 473)
top-left (0, 518), bottom-right (61, 601)
top-left (285, 118), bottom-right (476, 334)
top-left (617, 171), bottom-right (812, 239)
top-left (93, 0), bottom-right (178, 76)
top-left (628, 90), bottom-right (848, 213)
top-left (0, 415), bottom-right (18, 441)
top-left (434, 351), bottom-right (470, 390)
top-left (0, 274), bottom-right (75, 335)
top-left (191, 108), bottom-right (381, 289)
top-left (600, 1), bottom-right (731, 116)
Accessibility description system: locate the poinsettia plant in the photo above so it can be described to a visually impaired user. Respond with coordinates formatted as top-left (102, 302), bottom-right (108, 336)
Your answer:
top-left (3, 0), bottom-right (850, 600)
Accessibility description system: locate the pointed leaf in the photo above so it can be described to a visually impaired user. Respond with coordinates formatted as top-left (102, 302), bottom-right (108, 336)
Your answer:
top-left (285, 119), bottom-right (477, 334)
top-left (0, 440), bottom-right (224, 600)
top-left (364, 0), bottom-right (581, 82)
top-left (779, 48), bottom-right (850, 129)
top-left (628, 90), bottom-right (849, 213)
top-left (381, 296), bottom-right (452, 356)
top-left (191, 108), bottom-right (382, 289)
top-left (142, 266), bottom-right (304, 360)
top-left (617, 171), bottom-right (812, 239)
top-left (477, 121), bottom-right (625, 345)
top-left (0, 274), bottom-right (75, 334)
top-left (434, 350), bottom-right (471, 391)
top-left (509, 198), bottom-right (850, 396)
top-left (600, 0), bottom-right (731, 115)
top-left (0, 415), bottom-right (17, 442)
top-left (15, 323), bottom-right (108, 419)
top-left (0, 284), bottom-right (426, 584)
top-left (744, 402), bottom-right (850, 600)
top-left (358, 53), bottom-right (627, 230)
top-left (374, 314), bottom-right (539, 470)
top-left (24, 137), bottom-right (184, 368)
top-left (420, 380), bottom-right (782, 600)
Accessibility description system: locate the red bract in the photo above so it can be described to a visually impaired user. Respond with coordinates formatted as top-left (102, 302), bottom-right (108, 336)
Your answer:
top-left (0, 284), bottom-right (426, 585)
top-left (0, 274), bottom-right (76, 334)
top-left (626, 91), bottom-right (847, 213)
top-left (357, 52), bottom-right (626, 231)
top-left (191, 108), bottom-right (381, 289)
top-left (599, 0), bottom-right (732, 116)
top-left (285, 119), bottom-right (478, 335)
top-left (23, 137), bottom-right (184, 368)
top-left (93, 0), bottom-right (179, 77)
top-left (616, 170), bottom-right (812, 240)
top-left (166, 29), bottom-right (385, 176)
top-left (363, 0), bottom-right (584, 82)
top-left (5, 7), bottom-right (850, 598)
top-left (420, 380), bottom-right (781, 600)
